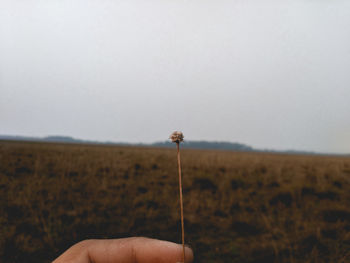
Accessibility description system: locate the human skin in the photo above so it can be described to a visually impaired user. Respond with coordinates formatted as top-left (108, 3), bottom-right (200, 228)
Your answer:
top-left (53, 237), bottom-right (194, 263)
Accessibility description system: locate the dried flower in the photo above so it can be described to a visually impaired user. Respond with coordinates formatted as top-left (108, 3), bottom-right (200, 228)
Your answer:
top-left (170, 131), bottom-right (184, 143)
top-left (170, 131), bottom-right (185, 263)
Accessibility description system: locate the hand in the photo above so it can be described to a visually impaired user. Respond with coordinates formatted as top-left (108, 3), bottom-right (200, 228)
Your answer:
top-left (53, 237), bottom-right (193, 263)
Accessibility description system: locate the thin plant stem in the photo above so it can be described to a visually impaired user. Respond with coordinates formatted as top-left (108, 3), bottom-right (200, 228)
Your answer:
top-left (177, 142), bottom-right (185, 263)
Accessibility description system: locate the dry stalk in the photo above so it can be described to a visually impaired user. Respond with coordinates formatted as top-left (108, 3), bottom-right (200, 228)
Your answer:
top-left (170, 131), bottom-right (185, 263)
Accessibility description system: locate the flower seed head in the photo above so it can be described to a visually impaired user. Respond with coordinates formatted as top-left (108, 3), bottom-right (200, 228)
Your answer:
top-left (170, 131), bottom-right (184, 143)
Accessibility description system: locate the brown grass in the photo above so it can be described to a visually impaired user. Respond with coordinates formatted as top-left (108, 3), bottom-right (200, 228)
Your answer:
top-left (1, 140), bottom-right (350, 263)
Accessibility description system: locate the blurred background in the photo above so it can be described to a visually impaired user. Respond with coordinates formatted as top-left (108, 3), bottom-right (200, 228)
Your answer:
top-left (1, 1), bottom-right (350, 262)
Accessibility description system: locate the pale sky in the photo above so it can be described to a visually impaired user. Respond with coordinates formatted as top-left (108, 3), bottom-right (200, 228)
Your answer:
top-left (1, 0), bottom-right (350, 154)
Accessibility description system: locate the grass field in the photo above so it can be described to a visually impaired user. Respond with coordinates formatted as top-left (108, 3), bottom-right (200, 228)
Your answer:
top-left (1, 140), bottom-right (350, 263)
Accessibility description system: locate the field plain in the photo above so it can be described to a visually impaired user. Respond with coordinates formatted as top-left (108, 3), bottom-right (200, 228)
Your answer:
top-left (1, 140), bottom-right (350, 263)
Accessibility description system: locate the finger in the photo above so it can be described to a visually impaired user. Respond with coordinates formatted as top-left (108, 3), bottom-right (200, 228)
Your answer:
top-left (53, 237), bottom-right (194, 263)
top-left (88, 237), bottom-right (193, 263)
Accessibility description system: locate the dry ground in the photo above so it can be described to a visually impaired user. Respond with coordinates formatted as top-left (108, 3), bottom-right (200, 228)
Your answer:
top-left (1, 141), bottom-right (350, 263)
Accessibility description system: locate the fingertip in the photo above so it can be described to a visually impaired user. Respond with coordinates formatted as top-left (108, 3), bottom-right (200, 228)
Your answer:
top-left (173, 245), bottom-right (194, 263)
top-left (185, 245), bottom-right (194, 263)
top-left (132, 238), bottom-right (194, 263)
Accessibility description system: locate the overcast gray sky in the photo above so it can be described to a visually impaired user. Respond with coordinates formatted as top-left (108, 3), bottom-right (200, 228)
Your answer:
top-left (1, 0), bottom-right (350, 154)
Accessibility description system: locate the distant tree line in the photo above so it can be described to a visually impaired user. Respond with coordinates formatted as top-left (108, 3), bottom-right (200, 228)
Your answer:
top-left (152, 140), bottom-right (254, 151)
